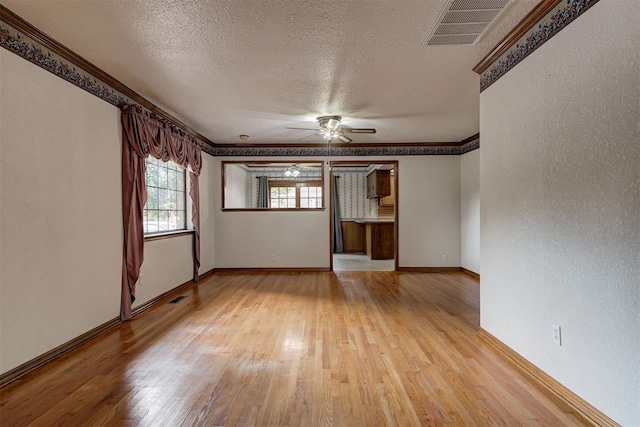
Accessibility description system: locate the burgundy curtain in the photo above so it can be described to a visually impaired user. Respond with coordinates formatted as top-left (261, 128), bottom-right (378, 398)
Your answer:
top-left (120, 105), bottom-right (202, 321)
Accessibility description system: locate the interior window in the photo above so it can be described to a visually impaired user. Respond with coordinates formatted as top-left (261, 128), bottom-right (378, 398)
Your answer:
top-left (222, 162), bottom-right (324, 210)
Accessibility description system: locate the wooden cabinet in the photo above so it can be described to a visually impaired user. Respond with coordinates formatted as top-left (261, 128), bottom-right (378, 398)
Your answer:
top-left (366, 170), bottom-right (391, 199)
top-left (379, 172), bottom-right (395, 207)
top-left (340, 221), bottom-right (365, 253)
top-left (364, 221), bottom-right (394, 260)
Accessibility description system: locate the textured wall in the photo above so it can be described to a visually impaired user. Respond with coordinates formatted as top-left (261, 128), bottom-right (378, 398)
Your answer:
top-left (460, 150), bottom-right (479, 273)
top-left (0, 49), bottom-right (122, 373)
top-left (399, 156), bottom-right (461, 268)
top-left (480, 2), bottom-right (640, 424)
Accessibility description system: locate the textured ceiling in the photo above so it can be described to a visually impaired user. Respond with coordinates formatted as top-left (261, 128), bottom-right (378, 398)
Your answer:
top-left (2, 0), bottom-right (538, 144)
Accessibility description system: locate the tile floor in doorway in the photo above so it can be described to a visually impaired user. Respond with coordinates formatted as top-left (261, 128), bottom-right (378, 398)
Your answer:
top-left (333, 252), bottom-right (394, 271)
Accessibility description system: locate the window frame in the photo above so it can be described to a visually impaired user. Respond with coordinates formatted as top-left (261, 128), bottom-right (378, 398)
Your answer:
top-left (143, 156), bottom-right (189, 237)
top-left (268, 180), bottom-right (323, 209)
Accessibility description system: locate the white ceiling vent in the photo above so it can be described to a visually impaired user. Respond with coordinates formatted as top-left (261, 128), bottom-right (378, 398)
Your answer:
top-left (424, 0), bottom-right (513, 46)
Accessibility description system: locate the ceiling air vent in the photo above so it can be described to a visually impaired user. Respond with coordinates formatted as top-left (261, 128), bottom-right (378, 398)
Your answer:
top-left (423, 0), bottom-right (513, 46)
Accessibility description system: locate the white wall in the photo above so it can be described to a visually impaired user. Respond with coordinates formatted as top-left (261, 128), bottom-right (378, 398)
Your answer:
top-left (0, 49), bottom-right (122, 373)
top-left (399, 156), bottom-right (461, 268)
top-left (480, 2), bottom-right (640, 424)
top-left (215, 156), bottom-right (461, 269)
top-left (199, 154), bottom-right (216, 273)
top-left (460, 149), bottom-right (480, 273)
top-left (137, 235), bottom-right (194, 307)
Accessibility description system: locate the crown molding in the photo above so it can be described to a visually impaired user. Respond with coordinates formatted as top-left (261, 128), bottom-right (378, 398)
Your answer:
top-left (473, 0), bottom-right (562, 75)
top-left (0, 5), bottom-right (216, 152)
top-left (473, 0), bottom-right (600, 92)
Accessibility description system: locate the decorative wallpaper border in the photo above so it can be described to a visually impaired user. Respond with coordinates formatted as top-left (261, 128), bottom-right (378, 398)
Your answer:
top-left (211, 144), bottom-right (463, 157)
top-left (0, 22), bottom-right (130, 108)
top-left (479, 0), bottom-right (600, 92)
top-left (459, 136), bottom-right (480, 155)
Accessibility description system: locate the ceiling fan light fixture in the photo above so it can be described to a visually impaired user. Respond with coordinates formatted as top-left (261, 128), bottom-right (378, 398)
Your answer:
top-left (326, 118), bottom-right (340, 130)
top-left (285, 164), bottom-right (301, 178)
top-left (317, 115), bottom-right (342, 130)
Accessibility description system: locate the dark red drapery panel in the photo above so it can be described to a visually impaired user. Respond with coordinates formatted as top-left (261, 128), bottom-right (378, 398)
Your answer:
top-left (120, 105), bottom-right (202, 321)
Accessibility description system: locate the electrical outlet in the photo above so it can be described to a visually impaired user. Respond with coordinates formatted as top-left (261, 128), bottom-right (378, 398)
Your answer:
top-left (271, 253), bottom-right (277, 261)
top-left (442, 254), bottom-right (448, 262)
top-left (552, 324), bottom-right (561, 345)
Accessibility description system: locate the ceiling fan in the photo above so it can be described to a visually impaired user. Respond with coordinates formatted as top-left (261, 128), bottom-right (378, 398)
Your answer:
top-left (285, 116), bottom-right (376, 143)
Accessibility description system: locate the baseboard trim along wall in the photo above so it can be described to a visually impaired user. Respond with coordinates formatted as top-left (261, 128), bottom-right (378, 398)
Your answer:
top-left (0, 316), bottom-right (121, 388)
top-left (478, 328), bottom-right (620, 427)
top-left (0, 267), bottom-right (217, 388)
top-left (397, 267), bottom-right (463, 273)
top-left (461, 268), bottom-right (480, 280)
top-left (213, 267), bottom-right (331, 273)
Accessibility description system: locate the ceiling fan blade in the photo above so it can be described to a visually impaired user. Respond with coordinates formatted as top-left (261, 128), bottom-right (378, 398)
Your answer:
top-left (337, 135), bottom-right (352, 143)
top-left (285, 127), bottom-right (319, 131)
top-left (342, 128), bottom-right (377, 134)
top-left (297, 132), bottom-right (320, 141)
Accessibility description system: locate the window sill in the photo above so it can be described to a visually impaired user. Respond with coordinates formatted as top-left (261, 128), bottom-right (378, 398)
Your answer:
top-left (144, 229), bottom-right (195, 242)
top-left (221, 208), bottom-right (326, 212)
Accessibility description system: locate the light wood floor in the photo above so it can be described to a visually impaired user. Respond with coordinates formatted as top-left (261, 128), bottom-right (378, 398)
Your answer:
top-left (1, 271), bottom-right (585, 426)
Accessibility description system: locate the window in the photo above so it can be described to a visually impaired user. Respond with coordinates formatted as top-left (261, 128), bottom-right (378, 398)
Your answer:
top-left (144, 157), bottom-right (187, 234)
top-left (269, 181), bottom-right (322, 208)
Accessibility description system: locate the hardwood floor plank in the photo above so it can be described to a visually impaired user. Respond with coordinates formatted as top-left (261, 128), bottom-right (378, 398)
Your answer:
top-left (0, 271), bottom-right (588, 426)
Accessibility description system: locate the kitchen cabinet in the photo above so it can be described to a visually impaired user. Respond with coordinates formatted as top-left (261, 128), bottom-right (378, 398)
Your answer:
top-left (355, 220), bottom-right (394, 260)
top-left (366, 169), bottom-right (391, 199)
top-left (379, 172), bottom-right (395, 207)
top-left (340, 221), bottom-right (365, 253)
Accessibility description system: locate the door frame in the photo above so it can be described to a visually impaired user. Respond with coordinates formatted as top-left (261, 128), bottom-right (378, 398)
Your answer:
top-left (329, 160), bottom-right (399, 271)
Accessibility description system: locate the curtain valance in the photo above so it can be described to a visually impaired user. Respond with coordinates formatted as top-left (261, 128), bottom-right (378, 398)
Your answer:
top-left (121, 105), bottom-right (202, 175)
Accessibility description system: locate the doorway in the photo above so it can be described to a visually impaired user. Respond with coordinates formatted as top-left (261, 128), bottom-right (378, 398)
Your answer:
top-left (330, 161), bottom-right (398, 271)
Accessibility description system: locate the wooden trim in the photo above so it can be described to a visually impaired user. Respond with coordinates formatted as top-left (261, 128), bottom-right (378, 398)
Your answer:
top-left (397, 267), bottom-right (462, 273)
top-left (131, 278), bottom-right (199, 318)
top-left (329, 167), bottom-right (335, 271)
top-left (459, 133), bottom-right (480, 145)
top-left (213, 267), bottom-right (331, 273)
top-left (0, 5), bottom-right (215, 149)
top-left (393, 162), bottom-right (399, 271)
top-left (197, 268), bottom-right (216, 281)
top-left (473, 0), bottom-right (562, 74)
top-left (478, 328), bottom-right (620, 427)
top-left (144, 229), bottom-right (195, 242)
top-left (0, 316), bottom-right (120, 388)
top-left (461, 268), bottom-right (480, 280)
